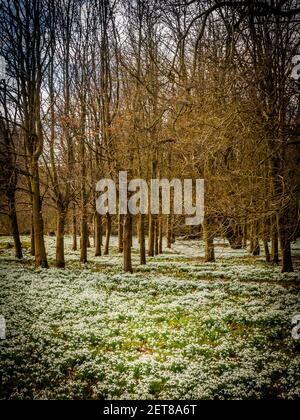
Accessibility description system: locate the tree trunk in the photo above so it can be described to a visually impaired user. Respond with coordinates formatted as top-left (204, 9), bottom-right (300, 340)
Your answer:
top-left (252, 221), bottom-right (260, 256)
top-left (148, 213), bottom-right (155, 257)
top-left (123, 214), bottom-right (133, 273)
top-left (271, 220), bottom-right (279, 264)
top-left (250, 223), bottom-right (254, 254)
top-left (278, 212), bottom-right (293, 273)
top-left (87, 227), bottom-right (91, 248)
top-left (264, 241), bottom-right (270, 263)
top-left (139, 214), bottom-right (146, 265)
top-left (8, 192), bottom-right (23, 259)
top-left (118, 214), bottom-right (124, 253)
top-left (252, 239), bottom-right (260, 256)
top-left (137, 221), bottom-right (140, 245)
top-left (172, 220), bottom-right (176, 244)
top-left (167, 214), bottom-right (172, 248)
top-left (56, 209), bottom-right (66, 268)
top-left (31, 216), bottom-right (35, 256)
top-left (154, 218), bottom-right (159, 256)
top-left (271, 157), bottom-right (293, 272)
top-left (263, 219), bottom-right (271, 263)
top-left (203, 217), bottom-right (215, 262)
top-left (95, 212), bottom-right (102, 257)
top-left (31, 159), bottom-right (48, 268)
top-left (158, 216), bottom-right (163, 254)
top-left (80, 205), bottom-right (88, 264)
top-left (242, 223), bottom-right (247, 248)
top-left (72, 203), bottom-right (77, 251)
top-left (104, 212), bottom-right (111, 255)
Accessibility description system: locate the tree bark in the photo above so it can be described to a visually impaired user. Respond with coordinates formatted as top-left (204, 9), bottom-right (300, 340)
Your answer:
top-left (278, 212), bottom-right (293, 273)
top-left (139, 214), bottom-right (146, 265)
top-left (123, 214), bottom-right (133, 273)
top-left (242, 223), bottom-right (247, 248)
top-left (154, 218), bottom-right (159, 256)
top-left (31, 158), bottom-right (48, 268)
top-left (172, 220), bottom-right (176, 244)
top-left (87, 227), bottom-right (91, 248)
top-left (31, 216), bottom-right (35, 256)
top-left (80, 137), bottom-right (88, 263)
top-left (8, 192), bottom-right (23, 260)
top-left (203, 216), bottom-right (215, 262)
top-left (104, 212), bottom-right (111, 255)
top-left (80, 211), bottom-right (88, 264)
top-left (264, 241), bottom-right (270, 263)
top-left (72, 203), bottom-right (77, 251)
top-left (271, 158), bottom-right (293, 272)
top-left (148, 213), bottom-right (155, 257)
top-left (167, 214), bottom-right (173, 248)
top-left (271, 220), bottom-right (279, 264)
top-left (252, 221), bottom-right (260, 256)
top-left (118, 214), bottom-right (124, 253)
top-left (263, 219), bottom-right (271, 263)
top-left (95, 212), bottom-right (102, 257)
top-left (56, 209), bottom-right (66, 268)
top-left (158, 216), bottom-right (163, 254)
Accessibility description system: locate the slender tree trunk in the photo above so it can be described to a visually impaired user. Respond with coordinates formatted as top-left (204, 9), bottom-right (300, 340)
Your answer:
top-left (252, 239), bottom-right (260, 256)
top-left (80, 148), bottom-right (88, 263)
top-left (31, 216), bottom-right (35, 256)
top-left (203, 217), bottom-right (215, 262)
top-left (8, 193), bottom-right (22, 259)
top-left (167, 214), bottom-right (172, 248)
top-left (171, 219), bottom-right (176, 244)
top-left (137, 222), bottom-right (140, 245)
top-left (80, 210), bottom-right (88, 264)
top-left (148, 213), bottom-right (155, 256)
top-left (31, 159), bottom-right (48, 268)
top-left (56, 209), bottom-right (66, 268)
top-left (79, 76), bottom-right (87, 263)
top-left (104, 212), bottom-right (111, 255)
top-left (80, 153), bottom-right (88, 265)
top-left (271, 219), bottom-right (279, 264)
top-left (278, 212), bottom-right (293, 273)
top-left (95, 212), bottom-right (102, 257)
top-left (263, 219), bottom-right (271, 263)
top-left (123, 214), bottom-right (133, 273)
top-left (100, 225), bottom-right (103, 246)
top-left (72, 203), bottom-right (77, 251)
top-left (158, 216), bottom-right (163, 254)
top-left (93, 215), bottom-right (96, 247)
top-left (87, 226), bottom-right (91, 248)
top-left (252, 221), bottom-right (260, 256)
top-left (118, 214), bottom-right (124, 253)
top-left (264, 241), bottom-right (270, 263)
top-left (242, 223), bottom-right (247, 248)
top-left (236, 225), bottom-right (243, 249)
top-left (250, 222), bottom-right (254, 254)
top-left (80, 130), bottom-right (88, 263)
top-left (154, 218), bottom-right (159, 256)
top-left (271, 157), bottom-right (293, 272)
top-left (139, 214), bottom-right (146, 265)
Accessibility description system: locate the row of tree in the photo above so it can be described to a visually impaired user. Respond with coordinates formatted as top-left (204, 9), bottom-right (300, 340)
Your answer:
top-left (0, 0), bottom-right (299, 272)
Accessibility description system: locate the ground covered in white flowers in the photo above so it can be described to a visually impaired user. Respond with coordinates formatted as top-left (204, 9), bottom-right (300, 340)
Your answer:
top-left (0, 236), bottom-right (299, 400)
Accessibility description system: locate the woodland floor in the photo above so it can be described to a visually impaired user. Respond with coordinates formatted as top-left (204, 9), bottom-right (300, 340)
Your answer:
top-left (0, 236), bottom-right (299, 399)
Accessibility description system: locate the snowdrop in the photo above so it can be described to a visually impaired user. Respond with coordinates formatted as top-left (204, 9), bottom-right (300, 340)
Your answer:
top-left (0, 236), bottom-right (299, 399)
